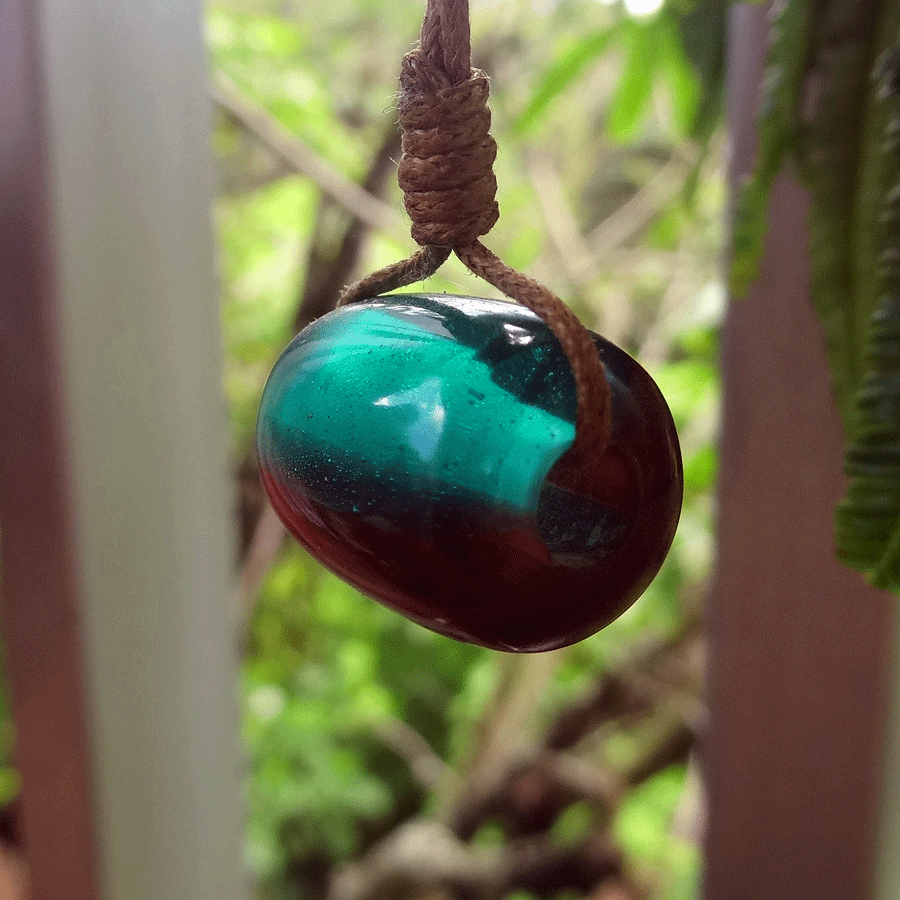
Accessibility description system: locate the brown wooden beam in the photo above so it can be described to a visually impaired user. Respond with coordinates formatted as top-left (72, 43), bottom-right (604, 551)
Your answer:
top-left (0, 2), bottom-right (102, 898)
top-left (703, 5), bottom-right (894, 899)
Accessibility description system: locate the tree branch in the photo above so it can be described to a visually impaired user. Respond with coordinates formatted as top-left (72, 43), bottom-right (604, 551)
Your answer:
top-left (328, 819), bottom-right (628, 900)
top-left (374, 716), bottom-right (458, 794)
top-left (294, 126), bottom-right (403, 330)
top-left (210, 72), bottom-right (406, 238)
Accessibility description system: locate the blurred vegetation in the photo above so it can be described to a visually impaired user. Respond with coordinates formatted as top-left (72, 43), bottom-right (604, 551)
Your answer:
top-left (728, 0), bottom-right (900, 591)
top-left (0, 0), bottom-right (725, 897)
top-left (216, 0), bottom-right (725, 900)
top-left (213, 1), bottom-right (725, 897)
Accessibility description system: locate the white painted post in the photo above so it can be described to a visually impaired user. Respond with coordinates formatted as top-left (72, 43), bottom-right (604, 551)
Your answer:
top-left (35, 1), bottom-right (246, 898)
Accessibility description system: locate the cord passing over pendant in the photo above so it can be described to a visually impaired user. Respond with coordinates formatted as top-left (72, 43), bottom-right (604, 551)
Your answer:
top-left (256, 0), bottom-right (682, 650)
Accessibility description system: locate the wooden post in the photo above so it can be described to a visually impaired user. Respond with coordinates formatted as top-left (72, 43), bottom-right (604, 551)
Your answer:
top-left (0, 3), bottom-right (101, 897)
top-left (0, 1), bottom-right (246, 898)
top-left (704, 5), bottom-right (895, 898)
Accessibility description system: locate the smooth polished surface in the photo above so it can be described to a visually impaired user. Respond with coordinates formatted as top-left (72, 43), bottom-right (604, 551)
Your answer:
top-left (258, 294), bottom-right (682, 651)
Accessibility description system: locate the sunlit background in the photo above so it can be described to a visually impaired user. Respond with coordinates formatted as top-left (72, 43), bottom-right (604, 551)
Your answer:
top-left (0, 1), bottom-right (726, 898)
top-left (212, 0), bottom-right (724, 898)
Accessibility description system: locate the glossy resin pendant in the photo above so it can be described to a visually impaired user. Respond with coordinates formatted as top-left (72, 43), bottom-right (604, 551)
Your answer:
top-left (257, 294), bottom-right (682, 651)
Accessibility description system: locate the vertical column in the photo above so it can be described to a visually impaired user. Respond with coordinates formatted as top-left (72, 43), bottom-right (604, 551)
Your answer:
top-left (1, 0), bottom-right (247, 898)
top-left (0, 2), bottom-right (101, 898)
top-left (704, 5), bottom-right (894, 899)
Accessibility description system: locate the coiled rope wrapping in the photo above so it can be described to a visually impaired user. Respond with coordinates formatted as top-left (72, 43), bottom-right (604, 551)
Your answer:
top-left (340, 0), bottom-right (610, 464)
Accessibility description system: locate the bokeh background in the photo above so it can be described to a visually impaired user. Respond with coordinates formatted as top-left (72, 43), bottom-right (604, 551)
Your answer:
top-left (2, 0), bottom-right (728, 898)
top-left (213, 1), bottom-right (724, 897)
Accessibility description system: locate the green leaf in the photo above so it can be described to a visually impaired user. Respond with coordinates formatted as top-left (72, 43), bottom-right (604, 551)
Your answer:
top-left (683, 444), bottom-right (718, 497)
top-left (513, 28), bottom-right (614, 135)
top-left (614, 766), bottom-right (699, 889)
top-left (675, 0), bottom-right (727, 144)
top-left (670, 0), bottom-right (727, 200)
top-left (606, 20), bottom-right (660, 142)
top-left (658, 16), bottom-right (701, 136)
top-left (729, 178), bottom-right (771, 295)
top-left (837, 300), bottom-right (900, 590)
top-left (810, 5), bottom-right (900, 590)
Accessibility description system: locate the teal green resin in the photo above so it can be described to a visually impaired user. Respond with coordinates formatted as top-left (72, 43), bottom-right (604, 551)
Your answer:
top-left (264, 305), bottom-right (575, 515)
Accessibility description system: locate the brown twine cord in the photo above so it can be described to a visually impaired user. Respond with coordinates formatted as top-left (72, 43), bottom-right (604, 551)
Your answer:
top-left (339, 0), bottom-right (611, 462)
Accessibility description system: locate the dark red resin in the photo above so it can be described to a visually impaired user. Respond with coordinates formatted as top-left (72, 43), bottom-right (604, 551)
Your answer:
top-left (259, 366), bottom-right (680, 652)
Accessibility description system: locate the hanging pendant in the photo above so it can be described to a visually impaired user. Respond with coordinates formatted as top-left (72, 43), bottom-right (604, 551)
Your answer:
top-left (257, 294), bottom-right (682, 651)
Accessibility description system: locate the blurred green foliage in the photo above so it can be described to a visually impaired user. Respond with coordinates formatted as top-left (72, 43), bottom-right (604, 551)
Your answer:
top-left (244, 548), bottom-right (488, 879)
top-left (0, 2), bottom-right (724, 900)
top-left (615, 767), bottom-right (700, 898)
top-left (213, 1), bottom-right (724, 898)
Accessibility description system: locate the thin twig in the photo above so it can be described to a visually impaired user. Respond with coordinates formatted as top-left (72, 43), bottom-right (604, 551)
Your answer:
top-left (528, 151), bottom-right (595, 286)
top-left (584, 153), bottom-right (693, 263)
top-left (232, 503), bottom-right (284, 645)
top-left (373, 717), bottom-right (459, 793)
top-left (298, 124), bottom-right (403, 324)
top-left (329, 817), bottom-right (628, 900)
top-left (210, 72), bottom-right (406, 238)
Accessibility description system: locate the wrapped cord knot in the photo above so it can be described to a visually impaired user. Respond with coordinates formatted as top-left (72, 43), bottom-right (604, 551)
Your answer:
top-left (397, 54), bottom-right (499, 247)
top-left (338, 0), bottom-right (611, 464)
